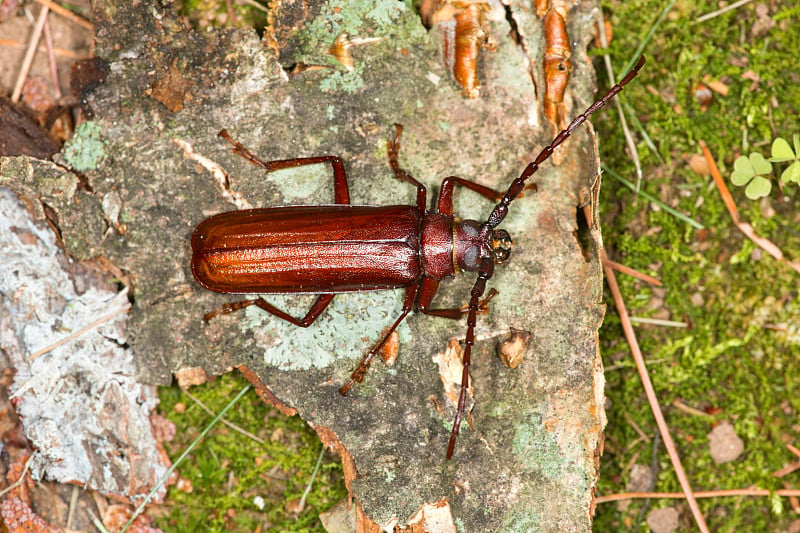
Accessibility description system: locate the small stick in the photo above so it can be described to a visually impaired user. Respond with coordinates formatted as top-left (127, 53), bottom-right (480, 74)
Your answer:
top-left (628, 317), bottom-right (688, 328)
top-left (700, 140), bottom-right (800, 275)
top-left (696, 0), bottom-right (755, 23)
top-left (597, 488), bottom-right (800, 504)
top-left (0, 38), bottom-right (80, 58)
top-left (42, 14), bottom-right (62, 99)
top-left (27, 303), bottom-right (131, 361)
top-left (11, 5), bottom-right (49, 103)
top-left (671, 399), bottom-right (711, 418)
top-left (33, 0), bottom-right (93, 30)
top-left (0, 455), bottom-right (33, 498)
top-left (601, 256), bottom-right (663, 286)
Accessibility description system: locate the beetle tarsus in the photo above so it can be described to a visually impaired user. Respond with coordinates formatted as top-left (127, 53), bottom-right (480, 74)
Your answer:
top-left (340, 351), bottom-right (374, 395)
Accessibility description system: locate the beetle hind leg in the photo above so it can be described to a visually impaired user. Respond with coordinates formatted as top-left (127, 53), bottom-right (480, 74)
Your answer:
top-left (340, 284), bottom-right (419, 395)
top-left (204, 294), bottom-right (335, 326)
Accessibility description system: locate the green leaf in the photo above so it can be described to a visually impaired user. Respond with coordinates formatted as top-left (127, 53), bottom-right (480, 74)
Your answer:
top-left (749, 152), bottom-right (772, 174)
top-left (744, 176), bottom-right (771, 199)
top-left (794, 133), bottom-right (800, 158)
top-left (781, 161), bottom-right (800, 184)
top-left (731, 155), bottom-right (754, 185)
top-left (771, 137), bottom-right (795, 162)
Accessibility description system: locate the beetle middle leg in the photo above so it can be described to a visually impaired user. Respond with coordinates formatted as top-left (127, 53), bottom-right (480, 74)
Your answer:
top-left (387, 124), bottom-right (427, 212)
top-left (417, 277), bottom-right (499, 319)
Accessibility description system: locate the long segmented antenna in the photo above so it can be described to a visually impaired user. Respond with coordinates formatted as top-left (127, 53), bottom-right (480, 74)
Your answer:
top-left (486, 55), bottom-right (647, 230)
top-left (446, 55), bottom-right (646, 459)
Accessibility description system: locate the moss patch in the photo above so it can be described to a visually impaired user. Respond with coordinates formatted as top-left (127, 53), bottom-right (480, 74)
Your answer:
top-left (156, 374), bottom-right (346, 532)
top-left (594, 0), bottom-right (800, 530)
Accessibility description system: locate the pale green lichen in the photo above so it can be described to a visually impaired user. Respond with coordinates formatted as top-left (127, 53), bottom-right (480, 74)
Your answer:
top-left (292, 0), bottom-right (424, 93)
top-left (242, 290), bottom-right (411, 370)
top-left (62, 121), bottom-right (107, 171)
top-left (264, 164), bottom-right (331, 202)
top-left (499, 506), bottom-right (542, 532)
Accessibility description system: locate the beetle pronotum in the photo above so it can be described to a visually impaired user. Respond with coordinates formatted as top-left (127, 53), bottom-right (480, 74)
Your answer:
top-left (191, 55), bottom-right (645, 458)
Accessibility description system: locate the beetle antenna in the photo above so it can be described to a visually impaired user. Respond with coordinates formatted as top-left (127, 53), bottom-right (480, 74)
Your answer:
top-left (446, 56), bottom-right (646, 459)
top-left (446, 257), bottom-right (494, 459)
top-left (485, 55), bottom-right (646, 229)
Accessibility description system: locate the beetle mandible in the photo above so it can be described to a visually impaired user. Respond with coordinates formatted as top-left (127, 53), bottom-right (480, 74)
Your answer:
top-left (191, 56), bottom-right (645, 459)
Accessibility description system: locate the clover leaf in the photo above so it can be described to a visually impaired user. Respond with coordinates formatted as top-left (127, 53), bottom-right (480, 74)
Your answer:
top-left (731, 152), bottom-right (773, 199)
top-left (771, 134), bottom-right (800, 184)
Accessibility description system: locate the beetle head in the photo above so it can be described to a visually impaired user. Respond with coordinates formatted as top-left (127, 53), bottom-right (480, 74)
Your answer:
top-left (454, 221), bottom-right (513, 272)
top-left (491, 229), bottom-right (512, 264)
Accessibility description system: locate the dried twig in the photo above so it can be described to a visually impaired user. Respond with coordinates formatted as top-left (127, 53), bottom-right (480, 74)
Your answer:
top-left (33, 0), bottom-right (93, 30)
top-left (0, 38), bottom-right (81, 58)
top-left (628, 317), bottom-right (688, 328)
top-left (671, 399), bottom-right (711, 418)
top-left (771, 444), bottom-right (800, 478)
top-left (42, 15), bottom-right (62, 99)
top-left (695, 0), bottom-right (755, 23)
top-left (601, 256), bottom-right (663, 286)
top-left (11, 6), bottom-right (49, 103)
top-left (0, 456), bottom-right (33, 498)
top-left (597, 488), bottom-right (800, 504)
top-left (26, 303), bottom-right (131, 361)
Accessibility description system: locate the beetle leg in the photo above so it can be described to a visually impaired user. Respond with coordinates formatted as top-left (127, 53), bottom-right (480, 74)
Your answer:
top-left (436, 176), bottom-right (506, 216)
top-left (219, 130), bottom-right (351, 204)
top-left (387, 124), bottom-right (427, 212)
top-left (339, 284), bottom-right (419, 395)
top-left (416, 277), bottom-right (498, 319)
top-left (204, 294), bottom-right (335, 326)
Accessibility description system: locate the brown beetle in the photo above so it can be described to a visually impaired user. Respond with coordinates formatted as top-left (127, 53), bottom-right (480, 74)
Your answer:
top-left (191, 56), bottom-right (646, 458)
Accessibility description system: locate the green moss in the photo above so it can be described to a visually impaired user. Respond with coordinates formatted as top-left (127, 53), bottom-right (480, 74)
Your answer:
top-left (181, 0), bottom-right (268, 32)
top-left (594, 0), bottom-right (800, 530)
top-left (156, 374), bottom-right (346, 532)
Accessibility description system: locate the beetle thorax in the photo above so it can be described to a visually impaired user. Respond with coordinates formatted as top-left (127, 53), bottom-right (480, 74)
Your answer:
top-left (420, 214), bottom-right (512, 280)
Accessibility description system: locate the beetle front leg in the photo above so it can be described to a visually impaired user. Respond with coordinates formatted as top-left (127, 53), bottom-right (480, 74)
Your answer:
top-left (416, 276), bottom-right (498, 319)
top-left (204, 294), bottom-right (335, 326)
top-left (219, 130), bottom-right (351, 204)
top-left (339, 284), bottom-right (419, 395)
